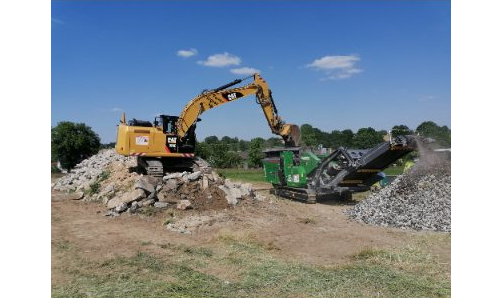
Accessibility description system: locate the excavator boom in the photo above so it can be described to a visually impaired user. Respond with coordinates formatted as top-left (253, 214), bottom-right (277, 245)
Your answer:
top-left (176, 74), bottom-right (300, 146)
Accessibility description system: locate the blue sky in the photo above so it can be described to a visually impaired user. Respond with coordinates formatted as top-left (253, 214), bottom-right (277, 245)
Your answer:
top-left (52, 1), bottom-right (451, 143)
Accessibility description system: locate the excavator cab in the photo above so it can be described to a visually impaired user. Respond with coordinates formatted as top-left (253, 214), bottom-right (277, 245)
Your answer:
top-left (154, 115), bottom-right (178, 135)
top-left (153, 114), bottom-right (197, 153)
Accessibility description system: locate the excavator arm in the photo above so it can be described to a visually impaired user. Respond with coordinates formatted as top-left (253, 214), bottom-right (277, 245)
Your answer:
top-left (176, 73), bottom-right (300, 146)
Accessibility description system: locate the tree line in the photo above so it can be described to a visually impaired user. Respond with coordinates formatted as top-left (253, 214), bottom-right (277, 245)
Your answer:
top-left (52, 120), bottom-right (450, 170)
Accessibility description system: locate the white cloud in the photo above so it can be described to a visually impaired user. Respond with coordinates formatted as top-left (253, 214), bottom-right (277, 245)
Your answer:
top-left (197, 52), bottom-right (241, 67)
top-left (419, 95), bottom-right (438, 102)
top-left (51, 17), bottom-right (64, 26)
top-left (111, 107), bottom-right (124, 112)
top-left (177, 48), bottom-right (198, 58)
top-left (230, 67), bottom-right (260, 75)
top-left (306, 55), bottom-right (362, 80)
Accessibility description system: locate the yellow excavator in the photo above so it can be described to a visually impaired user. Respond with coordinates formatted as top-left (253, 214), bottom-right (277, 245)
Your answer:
top-left (115, 73), bottom-right (300, 175)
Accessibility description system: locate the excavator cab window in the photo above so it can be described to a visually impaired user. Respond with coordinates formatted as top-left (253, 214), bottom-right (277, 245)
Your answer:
top-left (157, 115), bottom-right (179, 135)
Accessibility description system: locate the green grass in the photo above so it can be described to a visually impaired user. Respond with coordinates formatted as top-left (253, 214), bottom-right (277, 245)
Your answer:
top-left (383, 165), bottom-right (405, 176)
top-left (216, 168), bottom-right (265, 183)
top-left (52, 233), bottom-right (450, 298)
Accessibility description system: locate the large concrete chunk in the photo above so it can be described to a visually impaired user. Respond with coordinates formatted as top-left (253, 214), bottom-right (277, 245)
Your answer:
top-left (154, 202), bottom-right (169, 208)
top-left (164, 179), bottom-right (178, 191)
top-left (158, 192), bottom-right (181, 204)
top-left (187, 171), bottom-right (201, 181)
top-left (239, 183), bottom-right (253, 197)
top-left (202, 176), bottom-right (209, 190)
top-left (107, 189), bottom-right (146, 209)
top-left (229, 187), bottom-right (242, 200)
top-left (115, 202), bottom-right (128, 213)
top-left (163, 172), bottom-right (184, 180)
top-left (134, 176), bottom-right (158, 194)
top-left (177, 200), bottom-right (192, 210)
top-left (68, 191), bottom-right (85, 200)
top-left (224, 179), bottom-right (235, 189)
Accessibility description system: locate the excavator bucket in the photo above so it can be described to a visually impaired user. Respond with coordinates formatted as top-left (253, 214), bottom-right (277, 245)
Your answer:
top-left (288, 124), bottom-right (301, 147)
top-left (282, 124), bottom-right (301, 147)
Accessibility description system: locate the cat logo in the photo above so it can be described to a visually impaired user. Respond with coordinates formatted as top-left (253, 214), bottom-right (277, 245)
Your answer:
top-left (223, 92), bottom-right (244, 101)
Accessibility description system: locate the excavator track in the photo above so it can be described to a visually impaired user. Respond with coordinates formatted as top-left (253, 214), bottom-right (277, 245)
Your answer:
top-left (137, 156), bottom-right (212, 177)
top-left (137, 157), bottom-right (164, 177)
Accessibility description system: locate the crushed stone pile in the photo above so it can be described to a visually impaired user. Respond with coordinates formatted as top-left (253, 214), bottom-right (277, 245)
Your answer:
top-left (52, 149), bottom-right (263, 217)
top-left (346, 150), bottom-right (451, 232)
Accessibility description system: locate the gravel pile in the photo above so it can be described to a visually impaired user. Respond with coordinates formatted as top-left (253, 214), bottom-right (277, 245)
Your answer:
top-left (346, 156), bottom-right (451, 232)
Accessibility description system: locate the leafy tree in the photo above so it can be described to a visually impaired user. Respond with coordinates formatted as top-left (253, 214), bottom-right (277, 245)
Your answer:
top-left (338, 129), bottom-right (355, 148)
top-left (313, 127), bottom-right (331, 147)
top-left (195, 141), bottom-right (211, 160)
top-left (391, 125), bottom-right (413, 136)
top-left (221, 136), bottom-right (233, 144)
top-left (265, 137), bottom-right (283, 147)
top-left (416, 121), bottom-right (451, 147)
top-left (300, 124), bottom-right (317, 147)
top-left (352, 127), bottom-right (382, 149)
top-left (248, 138), bottom-right (265, 168)
top-left (207, 143), bottom-right (242, 168)
top-left (238, 139), bottom-right (249, 151)
top-left (208, 143), bottom-right (229, 168)
top-left (51, 121), bottom-right (101, 170)
top-left (223, 151), bottom-right (243, 168)
top-left (204, 135), bottom-right (219, 144)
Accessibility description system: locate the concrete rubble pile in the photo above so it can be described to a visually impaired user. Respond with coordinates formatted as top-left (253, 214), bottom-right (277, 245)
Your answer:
top-left (52, 149), bottom-right (261, 216)
top-left (52, 149), bottom-right (129, 200)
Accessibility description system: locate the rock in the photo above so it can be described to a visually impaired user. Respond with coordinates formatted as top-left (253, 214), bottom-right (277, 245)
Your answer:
top-left (68, 191), bottom-right (85, 200)
top-left (101, 183), bottom-right (115, 195)
top-left (135, 176), bottom-right (158, 194)
top-left (177, 200), bottom-right (192, 210)
top-left (219, 185), bottom-right (240, 205)
top-left (141, 198), bottom-right (155, 206)
top-left (202, 176), bottom-right (209, 190)
top-left (155, 184), bottom-right (163, 192)
top-left (226, 195), bottom-right (238, 206)
top-left (147, 191), bottom-right (157, 200)
top-left (104, 210), bottom-right (119, 217)
top-left (163, 172), bottom-right (184, 180)
top-left (224, 179), bottom-right (234, 189)
top-left (255, 194), bottom-right (266, 201)
top-left (164, 179), bottom-right (178, 191)
top-left (115, 202), bottom-right (128, 213)
top-left (158, 192), bottom-right (181, 203)
top-left (154, 202), bottom-right (169, 208)
top-left (130, 201), bottom-right (139, 212)
top-left (187, 171), bottom-right (201, 181)
top-left (107, 189), bottom-right (146, 209)
top-left (229, 187), bottom-right (242, 200)
top-left (211, 171), bottom-right (221, 182)
top-left (239, 183), bottom-right (253, 197)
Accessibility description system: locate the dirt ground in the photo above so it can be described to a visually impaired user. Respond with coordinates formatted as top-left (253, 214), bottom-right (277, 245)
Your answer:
top-left (51, 179), bottom-right (450, 288)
